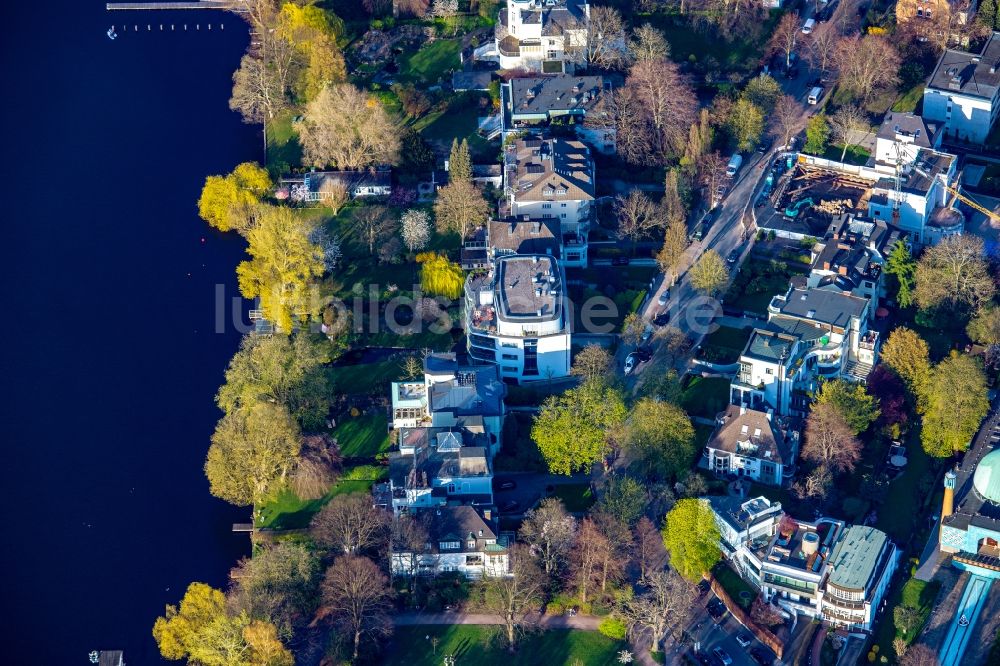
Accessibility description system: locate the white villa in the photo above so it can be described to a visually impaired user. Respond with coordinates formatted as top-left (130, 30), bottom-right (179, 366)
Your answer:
top-left (921, 32), bottom-right (1000, 145)
top-left (389, 506), bottom-right (510, 579)
top-left (703, 406), bottom-right (799, 487)
top-left (495, 0), bottom-right (590, 72)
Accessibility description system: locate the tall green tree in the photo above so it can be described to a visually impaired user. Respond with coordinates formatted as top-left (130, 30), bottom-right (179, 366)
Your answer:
top-left (689, 250), bottom-right (729, 295)
top-left (217, 332), bottom-right (332, 431)
top-left (598, 475), bottom-right (649, 526)
top-left (153, 582), bottom-right (294, 666)
top-left (661, 499), bottom-right (721, 582)
top-left (804, 114), bottom-right (830, 155)
top-left (236, 205), bottom-right (326, 333)
top-left (814, 379), bottom-right (880, 435)
top-left (197, 162), bottom-right (272, 234)
top-left (968, 306), bottom-right (1000, 345)
top-left (922, 352), bottom-right (990, 457)
top-left (448, 137), bottom-right (472, 182)
top-left (627, 398), bottom-right (696, 481)
top-left (532, 379), bottom-right (627, 475)
top-left (880, 327), bottom-right (931, 405)
top-left (727, 98), bottom-right (765, 151)
top-left (205, 402), bottom-right (301, 507)
top-left (885, 239), bottom-right (917, 308)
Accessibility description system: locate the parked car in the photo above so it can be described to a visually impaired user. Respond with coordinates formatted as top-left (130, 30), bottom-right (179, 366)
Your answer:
top-left (726, 154), bottom-right (743, 178)
top-left (801, 17), bottom-right (815, 33)
top-left (713, 647), bottom-right (733, 665)
top-left (653, 311), bottom-right (670, 326)
top-left (612, 256), bottom-right (630, 266)
top-left (624, 353), bottom-right (637, 375)
top-left (496, 479), bottom-right (516, 491)
top-left (636, 346), bottom-right (653, 362)
top-left (750, 648), bottom-right (772, 665)
top-left (697, 579), bottom-right (711, 597)
top-left (707, 598), bottom-right (727, 620)
top-left (727, 249), bottom-right (740, 264)
top-left (640, 326), bottom-right (654, 343)
top-left (499, 500), bottom-right (520, 513)
top-left (736, 633), bottom-right (753, 649)
top-left (658, 289), bottom-right (671, 306)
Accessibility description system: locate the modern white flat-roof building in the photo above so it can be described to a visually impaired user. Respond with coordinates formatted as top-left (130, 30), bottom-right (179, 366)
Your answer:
top-left (465, 254), bottom-right (571, 383)
top-left (922, 32), bottom-right (1000, 145)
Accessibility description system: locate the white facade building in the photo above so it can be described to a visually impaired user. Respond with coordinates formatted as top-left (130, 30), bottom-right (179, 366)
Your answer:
top-left (703, 406), bottom-right (799, 486)
top-left (390, 506), bottom-right (510, 579)
top-left (465, 254), bottom-right (571, 382)
top-left (386, 432), bottom-right (494, 514)
top-left (731, 287), bottom-right (878, 418)
top-left (709, 496), bottom-right (784, 588)
top-left (504, 136), bottom-right (594, 266)
top-left (921, 32), bottom-right (1000, 145)
top-left (821, 525), bottom-right (899, 631)
top-left (496, 0), bottom-right (589, 72)
top-left (390, 354), bottom-right (506, 455)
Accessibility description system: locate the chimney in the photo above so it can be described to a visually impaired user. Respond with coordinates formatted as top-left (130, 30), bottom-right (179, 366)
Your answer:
top-left (483, 508), bottom-right (492, 521)
top-left (838, 265), bottom-right (848, 276)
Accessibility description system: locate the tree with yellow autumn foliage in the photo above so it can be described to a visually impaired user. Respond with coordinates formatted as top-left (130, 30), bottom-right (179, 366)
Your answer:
top-left (197, 162), bottom-right (272, 234)
top-left (416, 252), bottom-right (465, 299)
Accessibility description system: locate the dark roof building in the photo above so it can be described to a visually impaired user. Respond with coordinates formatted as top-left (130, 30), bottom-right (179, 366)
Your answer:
top-left (453, 70), bottom-right (493, 91)
top-left (927, 32), bottom-right (1000, 100)
top-left (507, 75), bottom-right (606, 121)
top-left (487, 217), bottom-right (561, 257)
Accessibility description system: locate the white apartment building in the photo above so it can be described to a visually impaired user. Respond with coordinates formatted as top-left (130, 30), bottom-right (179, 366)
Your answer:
top-left (709, 496), bottom-right (784, 588)
top-left (465, 254), bottom-right (571, 383)
top-left (389, 506), bottom-right (510, 579)
top-left (821, 525), bottom-right (899, 631)
top-left (504, 136), bottom-right (594, 266)
top-left (921, 32), bottom-right (1000, 145)
top-left (495, 0), bottom-right (590, 72)
top-left (731, 287), bottom-right (878, 418)
top-left (760, 517), bottom-right (844, 619)
top-left (703, 406), bottom-right (799, 487)
top-left (390, 354), bottom-right (506, 455)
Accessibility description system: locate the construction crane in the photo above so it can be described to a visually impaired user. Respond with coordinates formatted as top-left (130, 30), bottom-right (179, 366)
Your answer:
top-left (944, 184), bottom-right (1000, 225)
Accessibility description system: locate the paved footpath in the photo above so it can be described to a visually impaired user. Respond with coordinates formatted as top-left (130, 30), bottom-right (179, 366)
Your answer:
top-left (393, 611), bottom-right (601, 630)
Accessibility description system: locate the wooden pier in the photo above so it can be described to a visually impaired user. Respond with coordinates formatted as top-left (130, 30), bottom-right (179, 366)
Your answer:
top-left (106, 1), bottom-right (243, 10)
top-left (232, 522), bottom-right (254, 532)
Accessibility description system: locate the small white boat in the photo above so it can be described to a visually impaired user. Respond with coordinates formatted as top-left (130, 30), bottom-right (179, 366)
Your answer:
top-left (107, 26), bottom-right (117, 40)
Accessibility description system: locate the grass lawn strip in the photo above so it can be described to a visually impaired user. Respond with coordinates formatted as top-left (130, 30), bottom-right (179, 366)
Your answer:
top-left (384, 626), bottom-right (624, 666)
top-left (332, 412), bottom-right (390, 458)
top-left (680, 375), bottom-right (731, 420)
top-left (551, 483), bottom-right (596, 513)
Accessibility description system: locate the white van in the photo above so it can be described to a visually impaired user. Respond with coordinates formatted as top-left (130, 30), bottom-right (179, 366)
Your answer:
top-left (726, 154), bottom-right (743, 178)
top-left (808, 86), bottom-right (823, 105)
top-left (802, 18), bottom-right (815, 33)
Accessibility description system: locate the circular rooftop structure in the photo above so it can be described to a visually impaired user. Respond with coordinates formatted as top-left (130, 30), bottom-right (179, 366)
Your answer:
top-left (974, 449), bottom-right (1000, 504)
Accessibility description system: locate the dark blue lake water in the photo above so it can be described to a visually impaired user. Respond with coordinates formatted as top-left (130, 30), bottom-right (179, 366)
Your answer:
top-left (0, 3), bottom-right (257, 662)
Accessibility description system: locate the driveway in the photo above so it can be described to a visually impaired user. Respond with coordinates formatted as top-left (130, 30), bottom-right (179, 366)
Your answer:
top-left (492, 471), bottom-right (595, 517)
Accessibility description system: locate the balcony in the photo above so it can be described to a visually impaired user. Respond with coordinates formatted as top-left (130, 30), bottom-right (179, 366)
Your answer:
top-left (858, 330), bottom-right (879, 351)
top-left (468, 306), bottom-right (497, 334)
top-left (498, 36), bottom-right (521, 57)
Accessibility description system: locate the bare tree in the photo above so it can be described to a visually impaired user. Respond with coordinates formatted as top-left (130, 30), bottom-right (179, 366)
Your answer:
top-left (630, 24), bottom-right (670, 64)
top-left (518, 497), bottom-right (577, 577)
top-left (388, 513), bottom-right (430, 587)
top-left (354, 205), bottom-right (397, 256)
top-left (901, 644), bottom-right (940, 666)
top-left (769, 12), bottom-right (800, 69)
top-left (656, 219), bottom-right (690, 280)
top-left (634, 516), bottom-right (667, 583)
top-left (592, 86), bottom-right (651, 166)
top-left (317, 179), bottom-right (349, 215)
top-left (481, 545), bottom-right (546, 650)
top-left (770, 94), bottom-right (804, 149)
top-left (399, 209), bottom-right (431, 252)
top-left (621, 312), bottom-right (645, 346)
top-left (569, 518), bottom-right (609, 604)
top-left (835, 35), bottom-right (901, 106)
top-left (626, 59), bottom-right (697, 164)
top-left (291, 434), bottom-right (341, 500)
top-left (309, 225), bottom-right (343, 273)
top-left (828, 105), bottom-right (869, 162)
top-left (310, 493), bottom-right (390, 555)
top-left (615, 190), bottom-right (663, 251)
top-left (915, 234), bottom-right (996, 313)
top-left (699, 152), bottom-right (728, 205)
top-left (299, 84), bottom-right (401, 169)
top-left (571, 344), bottom-right (613, 380)
top-left (431, 0), bottom-right (458, 19)
top-left (803, 22), bottom-right (839, 78)
top-left (592, 511), bottom-right (632, 593)
top-left (581, 6), bottom-right (631, 69)
top-left (618, 569), bottom-right (697, 656)
top-left (316, 555), bottom-right (393, 660)
top-left (433, 180), bottom-right (490, 239)
top-left (792, 463), bottom-right (833, 500)
top-left (804, 404), bottom-right (862, 473)
top-left (750, 596), bottom-right (785, 627)
top-left (230, 53), bottom-right (288, 149)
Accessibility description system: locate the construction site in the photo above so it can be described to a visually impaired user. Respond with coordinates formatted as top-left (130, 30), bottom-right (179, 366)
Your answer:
top-left (755, 156), bottom-right (876, 240)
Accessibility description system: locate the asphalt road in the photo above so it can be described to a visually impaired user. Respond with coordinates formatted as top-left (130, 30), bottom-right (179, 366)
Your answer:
top-left (681, 593), bottom-right (779, 666)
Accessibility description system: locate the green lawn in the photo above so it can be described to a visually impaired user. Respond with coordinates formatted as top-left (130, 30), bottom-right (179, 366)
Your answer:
top-left (875, 429), bottom-right (932, 542)
top-left (328, 360), bottom-right (407, 396)
top-left (699, 325), bottom-right (752, 364)
top-left (680, 375), bottom-right (732, 420)
top-left (713, 562), bottom-right (757, 609)
top-left (384, 626), bottom-right (625, 666)
top-left (411, 94), bottom-right (496, 160)
top-left (640, 10), bottom-right (780, 75)
top-left (398, 39), bottom-right (461, 84)
top-left (495, 412), bottom-right (549, 473)
top-left (822, 144), bottom-right (871, 166)
top-left (551, 483), bottom-right (595, 513)
top-left (870, 578), bottom-right (941, 660)
top-left (332, 412), bottom-right (390, 458)
top-left (724, 258), bottom-right (805, 315)
top-left (257, 477), bottom-right (380, 530)
top-left (265, 112), bottom-right (302, 174)
top-left (892, 84), bottom-right (925, 113)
